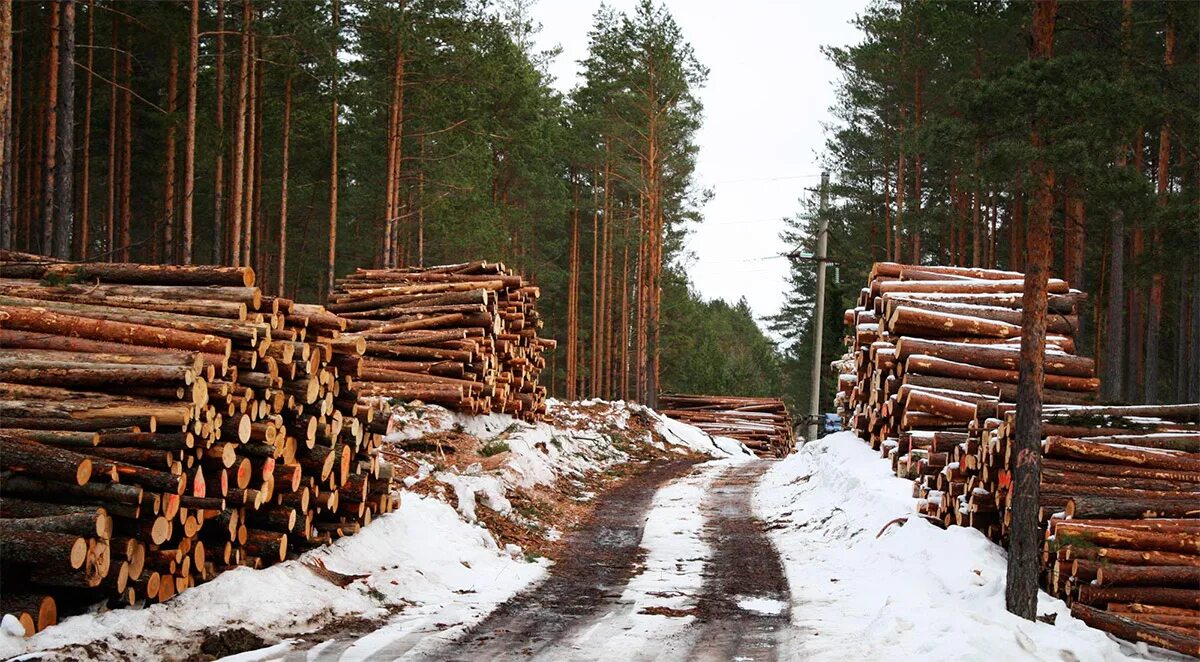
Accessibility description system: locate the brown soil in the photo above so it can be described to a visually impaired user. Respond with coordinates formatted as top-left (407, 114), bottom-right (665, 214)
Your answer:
top-left (430, 459), bottom-right (703, 660)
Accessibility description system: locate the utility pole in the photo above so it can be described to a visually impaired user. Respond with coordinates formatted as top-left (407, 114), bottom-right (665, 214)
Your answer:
top-left (806, 171), bottom-right (830, 442)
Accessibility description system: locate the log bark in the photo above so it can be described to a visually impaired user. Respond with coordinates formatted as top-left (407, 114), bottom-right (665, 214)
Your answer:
top-left (1070, 604), bottom-right (1199, 657)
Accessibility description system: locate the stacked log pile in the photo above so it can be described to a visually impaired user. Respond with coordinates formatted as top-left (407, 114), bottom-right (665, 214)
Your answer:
top-left (834, 262), bottom-right (1096, 482)
top-left (327, 262), bottom-right (555, 422)
top-left (657, 394), bottom-right (794, 457)
top-left (0, 255), bottom-right (396, 634)
top-left (834, 262), bottom-right (1199, 655)
top-left (1000, 405), bottom-right (1199, 657)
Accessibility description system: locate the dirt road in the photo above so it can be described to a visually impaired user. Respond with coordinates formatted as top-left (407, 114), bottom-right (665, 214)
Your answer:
top-left (296, 458), bottom-right (790, 661)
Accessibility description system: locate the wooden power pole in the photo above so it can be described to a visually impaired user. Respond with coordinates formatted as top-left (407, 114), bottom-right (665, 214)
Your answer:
top-left (806, 171), bottom-right (830, 442)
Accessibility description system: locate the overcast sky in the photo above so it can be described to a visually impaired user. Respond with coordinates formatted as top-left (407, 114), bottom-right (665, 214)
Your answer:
top-left (531, 0), bottom-right (869, 327)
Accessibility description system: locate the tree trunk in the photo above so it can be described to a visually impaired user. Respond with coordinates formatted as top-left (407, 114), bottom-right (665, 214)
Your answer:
top-left (212, 0), bottom-right (226, 264)
top-left (326, 0), bottom-right (339, 296)
top-left (590, 170), bottom-right (599, 397)
top-left (105, 14), bottom-right (118, 260)
top-left (567, 173), bottom-right (579, 400)
top-left (1145, 19), bottom-right (1174, 405)
top-left (1007, 0), bottom-right (1055, 622)
top-left (119, 34), bottom-right (131, 262)
top-left (182, 0), bottom-right (198, 264)
top-left (43, 1), bottom-right (61, 256)
top-left (228, 0), bottom-right (250, 267)
top-left (161, 46), bottom-right (178, 263)
top-left (53, 0), bottom-right (75, 259)
top-left (972, 142), bottom-right (981, 267)
top-left (1127, 129), bottom-right (1145, 401)
top-left (0, 0), bottom-right (11, 251)
top-left (76, 0), bottom-right (94, 259)
top-left (277, 76), bottom-right (291, 296)
top-left (241, 31), bottom-right (257, 269)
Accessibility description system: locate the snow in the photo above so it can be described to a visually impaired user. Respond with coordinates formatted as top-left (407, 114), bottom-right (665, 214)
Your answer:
top-left (2, 400), bottom-right (752, 660)
top-left (736, 597), bottom-right (787, 616)
top-left (754, 432), bottom-right (1172, 661)
top-left (0, 493), bottom-right (545, 661)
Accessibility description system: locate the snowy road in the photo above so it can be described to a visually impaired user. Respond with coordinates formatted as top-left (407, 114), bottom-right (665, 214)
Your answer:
top-left (289, 458), bottom-right (790, 662)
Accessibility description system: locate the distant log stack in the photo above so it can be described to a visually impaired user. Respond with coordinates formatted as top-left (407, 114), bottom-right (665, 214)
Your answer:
top-left (833, 261), bottom-right (1200, 656)
top-left (657, 394), bottom-right (794, 458)
top-left (328, 262), bottom-right (555, 422)
top-left (0, 253), bottom-right (397, 634)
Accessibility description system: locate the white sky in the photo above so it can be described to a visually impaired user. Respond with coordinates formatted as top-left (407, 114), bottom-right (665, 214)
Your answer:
top-left (531, 0), bottom-right (869, 325)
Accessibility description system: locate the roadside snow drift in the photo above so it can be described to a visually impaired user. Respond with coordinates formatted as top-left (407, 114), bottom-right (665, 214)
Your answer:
top-left (0, 400), bottom-right (748, 660)
top-left (755, 432), bottom-right (1170, 662)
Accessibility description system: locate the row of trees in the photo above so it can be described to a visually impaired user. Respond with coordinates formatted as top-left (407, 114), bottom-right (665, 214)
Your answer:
top-left (0, 0), bottom-right (784, 404)
top-left (775, 0), bottom-right (1199, 412)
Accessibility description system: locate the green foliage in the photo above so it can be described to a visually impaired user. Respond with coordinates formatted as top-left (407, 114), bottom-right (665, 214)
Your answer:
top-left (479, 441), bottom-right (511, 457)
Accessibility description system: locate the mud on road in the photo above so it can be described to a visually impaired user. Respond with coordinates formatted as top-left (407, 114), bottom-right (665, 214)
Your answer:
top-left (432, 459), bottom-right (701, 660)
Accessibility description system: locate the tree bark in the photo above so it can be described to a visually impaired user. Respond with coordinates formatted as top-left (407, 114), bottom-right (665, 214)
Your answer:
top-left (327, 0), bottom-right (340, 296)
top-left (277, 76), bottom-right (291, 296)
top-left (1007, 0), bottom-right (1055, 622)
top-left (53, 0), bottom-right (75, 259)
top-left (161, 45), bottom-right (178, 263)
top-left (1145, 18), bottom-right (1174, 405)
top-left (182, 0), bottom-right (198, 264)
top-left (0, 0), bottom-right (10, 250)
top-left (119, 33), bottom-right (131, 262)
top-left (212, 0), bottom-right (226, 264)
top-left (105, 14), bottom-right (118, 260)
top-left (42, 2), bottom-right (61, 256)
top-left (228, 0), bottom-right (250, 266)
top-left (76, 0), bottom-right (94, 259)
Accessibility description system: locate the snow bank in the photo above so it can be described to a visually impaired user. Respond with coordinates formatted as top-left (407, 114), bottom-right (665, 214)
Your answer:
top-left (754, 432), bottom-right (1162, 662)
top-left (0, 493), bottom-right (543, 660)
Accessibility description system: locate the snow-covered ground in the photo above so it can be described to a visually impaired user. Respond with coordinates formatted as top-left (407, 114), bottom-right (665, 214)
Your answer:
top-left (0, 400), bottom-right (746, 661)
top-left (755, 432), bottom-right (1176, 662)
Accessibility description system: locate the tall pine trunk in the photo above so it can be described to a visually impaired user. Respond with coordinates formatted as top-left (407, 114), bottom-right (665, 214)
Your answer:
top-left (161, 46), bottom-right (178, 263)
top-left (42, 1), bottom-right (60, 255)
top-left (119, 34), bottom-right (131, 262)
top-left (52, 0), bottom-right (75, 259)
top-left (1144, 19), bottom-right (1174, 404)
top-left (75, 0), bottom-right (93, 258)
top-left (1007, 0), bottom-right (1055, 622)
top-left (1, 0), bottom-right (15, 250)
top-left (181, 0), bottom-right (197, 264)
top-left (326, 0), bottom-right (339, 295)
top-left (241, 31), bottom-right (257, 268)
top-left (212, 0), bottom-right (226, 264)
top-left (105, 15), bottom-right (118, 259)
top-left (228, 0), bottom-right (250, 266)
top-left (277, 76), bottom-right (291, 295)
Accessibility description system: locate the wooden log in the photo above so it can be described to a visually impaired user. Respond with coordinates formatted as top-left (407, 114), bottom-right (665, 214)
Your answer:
top-left (1043, 437), bottom-right (1200, 472)
top-left (0, 437), bottom-right (94, 485)
top-left (1095, 564), bottom-right (1200, 587)
top-left (0, 593), bottom-right (55, 635)
top-left (0, 262), bottom-right (256, 287)
top-left (1066, 495), bottom-right (1200, 519)
top-left (894, 337), bottom-right (1094, 377)
top-left (1050, 522), bottom-right (1199, 555)
top-left (0, 529), bottom-right (88, 569)
top-left (0, 306), bottom-right (231, 356)
top-left (1070, 603), bottom-right (1200, 657)
top-left (1074, 585), bottom-right (1200, 610)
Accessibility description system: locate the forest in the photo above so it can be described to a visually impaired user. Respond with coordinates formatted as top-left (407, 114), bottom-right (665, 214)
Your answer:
top-left (0, 0), bottom-right (784, 408)
top-left (773, 0), bottom-right (1200, 412)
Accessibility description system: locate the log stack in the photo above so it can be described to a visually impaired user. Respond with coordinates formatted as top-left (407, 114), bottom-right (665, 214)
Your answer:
top-left (834, 262), bottom-right (1199, 655)
top-left (327, 262), bottom-right (555, 422)
top-left (0, 254), bottom-right (396, 634)
top-left (834, 262), bottom-right (1097, 478)
top-left (657, 394), bottom-right (795, 457)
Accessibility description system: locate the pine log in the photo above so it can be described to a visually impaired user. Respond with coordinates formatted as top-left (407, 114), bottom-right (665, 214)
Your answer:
top-left (1066, 495), bottom-right (1200, 519)
top-left (0, 437), bottom-right (93, 485)
top-left (1070, 604), bottom-right (1199, 657)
